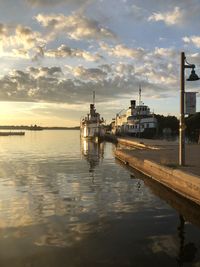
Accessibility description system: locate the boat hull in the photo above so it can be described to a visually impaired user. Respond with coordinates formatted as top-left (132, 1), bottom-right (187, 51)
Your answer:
top-left (127, 128), bottom-right (157, 139)
top-left (80, 123), bottom-right (105, 140)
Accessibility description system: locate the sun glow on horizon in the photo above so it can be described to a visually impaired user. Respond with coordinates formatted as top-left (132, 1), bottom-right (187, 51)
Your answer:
top-left (0, 101), bottom-right (79, 127)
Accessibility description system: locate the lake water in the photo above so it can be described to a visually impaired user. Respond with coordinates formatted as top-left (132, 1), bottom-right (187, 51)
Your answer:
top-left (0, 130), bottom-right (200, 267)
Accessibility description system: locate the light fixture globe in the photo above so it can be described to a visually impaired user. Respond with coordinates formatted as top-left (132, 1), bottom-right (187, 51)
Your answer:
top-left (187, 68), bottom-right (200, 81)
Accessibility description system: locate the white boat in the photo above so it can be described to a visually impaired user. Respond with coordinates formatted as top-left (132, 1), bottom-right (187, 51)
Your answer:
top-left (112, 88), bottom-right (157, 138)
top-left (80, 93), bottom-right (105, 140)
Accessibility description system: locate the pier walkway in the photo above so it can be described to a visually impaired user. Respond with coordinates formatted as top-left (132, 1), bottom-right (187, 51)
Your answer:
top-left (117, 137), bottom-right (200, 176)
top-left (115, 137), bottom-right (200, 205)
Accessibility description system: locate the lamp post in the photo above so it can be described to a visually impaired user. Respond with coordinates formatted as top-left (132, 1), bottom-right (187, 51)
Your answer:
top-left (179, 52), bottom-right (200, 166)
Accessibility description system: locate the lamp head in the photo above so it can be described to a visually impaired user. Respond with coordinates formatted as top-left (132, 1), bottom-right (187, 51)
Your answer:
top-left (187, 68), bottom-right (200, 81)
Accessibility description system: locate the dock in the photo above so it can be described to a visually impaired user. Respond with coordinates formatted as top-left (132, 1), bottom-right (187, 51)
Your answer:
top-left (0, 131), bottom-right (25, 136)
top-left (114, 137), bottom-right (200, 205)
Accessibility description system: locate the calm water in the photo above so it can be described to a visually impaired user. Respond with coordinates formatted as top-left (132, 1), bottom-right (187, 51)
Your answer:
top-left (0, 130), bottom-right (200, 267)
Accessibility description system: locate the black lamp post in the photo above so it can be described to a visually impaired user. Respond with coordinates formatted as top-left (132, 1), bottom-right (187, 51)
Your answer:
top-left (179, 52), bottom-right (200, 166)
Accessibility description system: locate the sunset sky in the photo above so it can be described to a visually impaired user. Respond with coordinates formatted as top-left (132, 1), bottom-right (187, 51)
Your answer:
top-left (0, 0), bottom-right (200, 126)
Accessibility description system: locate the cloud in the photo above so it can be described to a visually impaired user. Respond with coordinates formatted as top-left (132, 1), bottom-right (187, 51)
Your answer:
top-left (26, 0), bottom-right (68, 6)
top-left (65, 63), bottom-right (136, 83)
top-left (0, 22), bottom-right (104, 62)
top-left (0, 58), bottom-right (182, 106)
top-left (45, 44), bottom-right (102, 61)
top-left (127, 1), bottom-right (200, 28)
top-left (29, 66), bottom-right (62, 77)
top-left (32, 45), bottom-right (45, 61)
top-left (0, 23), bottom-right (45, 59)
top-left (26, 0), bottom-right (89, 7)
top-left (100, 43), bottom-right (145, 59)
top-left (14, 25), bottom-right (42, 49)
top-left (65, 65), bottom-right (107, 82)
top-left (0, 67), bottom-right (64, 102)
top-left (11, 48), bottom-right (29, 58)
top-left (0, 23), bottom-right (8, 36)
top-left (35, 13), bottom-right (116, 41)
top-left (0, 65), bottom-right (127, 103)
top-left (153, 47), bottom-right (177, 58)
top-left (139, 47), bottom-right (179, 86)
top-left (148, 6), bottom-right (182, 25)
top-left (187, 52), bottom-right (200, 65)
top-left (137, 64), bottom-right (177, 86)
top-left (183, 36), bottom-right (200, 48)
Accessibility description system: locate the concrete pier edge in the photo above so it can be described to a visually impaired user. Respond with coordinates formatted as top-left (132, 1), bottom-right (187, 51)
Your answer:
top-left (115, 149), bottom-right (200, 206)
top-left (117, 137), bottom-right (161, 150)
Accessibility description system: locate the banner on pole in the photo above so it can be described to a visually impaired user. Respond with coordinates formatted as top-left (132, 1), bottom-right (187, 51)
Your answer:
top-left (185, 92), bottom-right (196, 115)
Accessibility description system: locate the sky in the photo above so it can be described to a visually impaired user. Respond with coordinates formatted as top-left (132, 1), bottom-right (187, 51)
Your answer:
top-left (0, 0), bottom-right (200, 126)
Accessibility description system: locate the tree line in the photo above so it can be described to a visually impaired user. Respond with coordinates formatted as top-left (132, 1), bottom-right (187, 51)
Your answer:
top-left (155, 112), bottom-right (200, 142)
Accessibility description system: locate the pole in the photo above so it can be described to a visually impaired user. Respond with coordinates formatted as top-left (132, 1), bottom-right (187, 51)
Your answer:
top-left (179, 52), bottom-right (185, 166)
top-left (138, 85), bottom-right (141, 138)
top-left (139, 84), bottom-right (141, 105)
top-left (93, 91), bottom-right (95, 105)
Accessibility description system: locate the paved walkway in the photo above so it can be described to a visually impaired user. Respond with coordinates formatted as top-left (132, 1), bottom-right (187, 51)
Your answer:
top-left (117, 137), bottom-right (200, 177)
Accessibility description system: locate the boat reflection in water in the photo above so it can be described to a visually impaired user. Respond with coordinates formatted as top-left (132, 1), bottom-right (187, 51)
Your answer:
top-left (81, 139), bottom-right (104, 173)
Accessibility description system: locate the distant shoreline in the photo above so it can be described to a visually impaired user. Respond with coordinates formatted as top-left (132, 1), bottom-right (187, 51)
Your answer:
top-left (0, 126), bottom-right (80, 130)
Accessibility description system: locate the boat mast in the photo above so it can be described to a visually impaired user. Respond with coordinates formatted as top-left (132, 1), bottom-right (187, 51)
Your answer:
top-left (139, 84), bottom-right (142, 105)
top-left (93, 91), bottom-right (95, 105)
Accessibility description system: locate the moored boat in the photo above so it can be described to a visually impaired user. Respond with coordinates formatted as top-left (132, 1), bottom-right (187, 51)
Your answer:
top-left (112, 88), bottom-right (158, 138)
top-left (80, 93), bottom-right (105, 140)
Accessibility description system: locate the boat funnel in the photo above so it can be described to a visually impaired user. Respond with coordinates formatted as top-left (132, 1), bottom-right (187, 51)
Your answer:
top-left (90, 104), bottom-right (95, 116)
top-left (130, 100), bottom-right (136, 108)
top-left (130, 100), bottom-right (136, 115)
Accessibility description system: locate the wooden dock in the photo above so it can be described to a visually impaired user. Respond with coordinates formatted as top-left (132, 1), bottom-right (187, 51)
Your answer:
top-left (114, 137), bottom-right (200, 205)
top-left (0, 132), bottom-right (25, 136)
